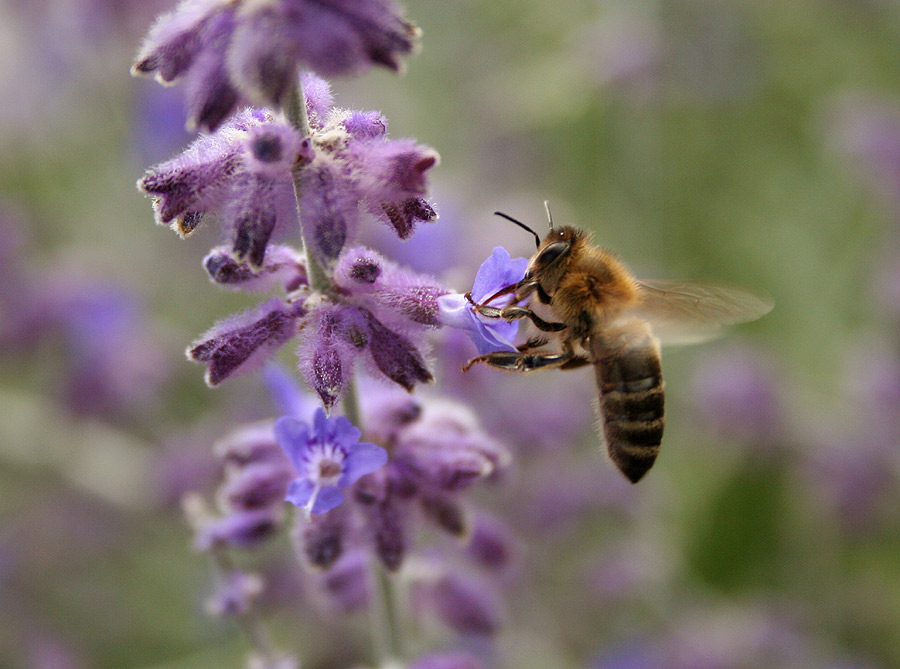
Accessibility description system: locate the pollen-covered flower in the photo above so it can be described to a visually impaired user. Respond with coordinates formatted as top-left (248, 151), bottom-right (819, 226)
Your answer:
top-left (133, 0), bottom-right (421, 130)
top-left (275, 408), bottom-right (388, 516)
top-left (438, 246), bottom-right (528, 355)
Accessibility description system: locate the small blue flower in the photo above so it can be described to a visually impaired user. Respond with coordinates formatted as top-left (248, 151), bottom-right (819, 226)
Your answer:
top-left (438, 246), bottom-right (528, 355)
top-left (274, 408), bottom-right (388, 516)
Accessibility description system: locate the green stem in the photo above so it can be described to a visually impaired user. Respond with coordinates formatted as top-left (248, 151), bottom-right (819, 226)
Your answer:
top-left (283, 78), bottom-right (403, 668)
top-left (210, 550), bottom-right (284, 665)
top-left (368, 556), bottom-right (404, 668)
top-left (284, 79), bottom-right (329, 294)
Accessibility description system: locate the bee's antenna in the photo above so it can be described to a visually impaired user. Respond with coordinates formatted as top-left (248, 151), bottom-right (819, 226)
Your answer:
top-left (544, 200), bottom-right (554, 231)
top-left (493, 211), bottom-right (541, 249)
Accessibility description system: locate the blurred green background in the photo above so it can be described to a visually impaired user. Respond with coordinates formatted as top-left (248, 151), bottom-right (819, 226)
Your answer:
top-left (3, 0), bottom-right (900, 666)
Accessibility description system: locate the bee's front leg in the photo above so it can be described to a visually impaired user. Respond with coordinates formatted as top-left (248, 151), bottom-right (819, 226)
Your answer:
top-left (467, 296), bottom-right (566, 333)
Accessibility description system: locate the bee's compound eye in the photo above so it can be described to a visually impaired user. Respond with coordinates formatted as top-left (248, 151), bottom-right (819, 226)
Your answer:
top-left (537, 241), bottom-right (568, 267)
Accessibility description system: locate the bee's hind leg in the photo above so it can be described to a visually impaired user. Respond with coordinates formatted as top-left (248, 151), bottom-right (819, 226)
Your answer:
top-left (462, 349), bottom-right (589, 373)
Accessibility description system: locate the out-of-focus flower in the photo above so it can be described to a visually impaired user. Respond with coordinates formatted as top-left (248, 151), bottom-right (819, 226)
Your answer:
top-left (204, 570), bottom-right (264, 618)
top-left (689, 342), bottom-right (784, 447)
top-left (275, 408), bottom-right (388, 516)
top-left (438, 246), bottom-right (528, 355)
top-left (133, 0), bottom-right (421, 130)
top-left (409, 651), bottom-right (486, 669)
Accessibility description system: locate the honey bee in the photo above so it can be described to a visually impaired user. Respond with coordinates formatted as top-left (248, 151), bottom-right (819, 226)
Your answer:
top-left (463, 206), bottom-right (772, 483)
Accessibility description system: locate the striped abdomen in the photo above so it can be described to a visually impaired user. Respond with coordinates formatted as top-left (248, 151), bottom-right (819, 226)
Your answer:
top-left (591, 319), bottom-right (665, 483)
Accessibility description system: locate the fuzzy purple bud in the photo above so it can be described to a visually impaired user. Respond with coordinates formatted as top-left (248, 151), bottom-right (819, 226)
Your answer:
top-left (194, 507), bottom-right (284, 550)
top-left (319, 549), bottom-right (370, 613)
top-left (220, 461), bottom-right (294, 510)
top-left (363, 309), bottom-right (432, 391)
top-left (205, 570), bottom-right (264, 618)
top-left (465, 514), bottom-right (517, 571)
top-left (393, 400), bottom-right (508, 490)
top-left (214, 422), bottom-right (286, 467)
top-left (419, 492), bottom-right (467, 537)
top-left (204, 244), bottom-right (307, 292)
top-left (293, 502), bottom-right (347, 569)
top-left (343, 110), bottom-right (388, 139)
top-left (188, 298), bottom-right (302, 386)
top-left (297, 305), bottom-right (367, 410)
top-left (298, 159), bottom-right (360, 264)
top-left (428, 572), bottom-right (502, 636)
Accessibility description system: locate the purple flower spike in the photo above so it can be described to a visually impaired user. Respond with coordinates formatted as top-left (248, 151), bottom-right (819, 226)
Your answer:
top-left (188, 298), bottom-right (302, 386)
top-left (438, 246), bottom-right (528, 355)
top-left (274, 408), bottom-right (388, 517)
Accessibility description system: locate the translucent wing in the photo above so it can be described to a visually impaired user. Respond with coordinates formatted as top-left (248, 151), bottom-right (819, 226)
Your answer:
top-left (627, 279), bottom-right (773, 345)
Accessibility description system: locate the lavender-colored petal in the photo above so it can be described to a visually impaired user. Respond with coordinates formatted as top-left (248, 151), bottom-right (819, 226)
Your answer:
top-left (354, 138), bottom-right (439, 205)
top-left (333, 245), bottom-right (385, 290)
top-left (310, 486), bottom-right (345, 514)
top-left (138, 140), bottom-right (242, 228)
top-left (274, 416), bottom-right (312, 469)
top-left (274, 0), bottom-right (420, 78)
top-left (285, 477), bottom-right (315, 508)
top-left (438, 247), bottom-right (528, 354)
top-left (326, 414), bottom-right (363, 449)
top-left (471, 246), bottom-right (527, 302)
top-left (188, 298), bottom-right (300, 386)
top-left (437, 293), bottom-right (518, 355)
top-left (340, 442), bottom-right (388, 486)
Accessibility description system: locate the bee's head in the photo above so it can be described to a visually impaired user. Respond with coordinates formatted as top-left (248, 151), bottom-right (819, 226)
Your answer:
top-left (522, 225), bottom-right (585, 298)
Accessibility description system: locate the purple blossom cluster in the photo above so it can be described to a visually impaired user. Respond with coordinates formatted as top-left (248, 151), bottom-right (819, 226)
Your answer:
top-left (132, 0), bottom-right (420, 131)
top-left (131, 2), bottom-right (535, 662)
